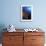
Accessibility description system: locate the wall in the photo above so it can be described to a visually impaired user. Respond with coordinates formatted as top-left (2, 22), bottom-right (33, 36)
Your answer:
top-left (0, 0), bottom-right (46, 30)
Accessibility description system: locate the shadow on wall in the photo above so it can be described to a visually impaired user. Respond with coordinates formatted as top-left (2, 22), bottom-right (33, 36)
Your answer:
top-left (0, 24), bottom-right (7, 43)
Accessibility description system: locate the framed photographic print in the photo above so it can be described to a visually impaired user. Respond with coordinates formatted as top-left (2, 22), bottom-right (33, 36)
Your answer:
top-left (21, 5), bottom-right (33, 21)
